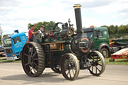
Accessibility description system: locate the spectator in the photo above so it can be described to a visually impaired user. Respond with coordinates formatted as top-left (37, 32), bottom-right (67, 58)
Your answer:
top-left (28, 25), bottom-right (39, 41)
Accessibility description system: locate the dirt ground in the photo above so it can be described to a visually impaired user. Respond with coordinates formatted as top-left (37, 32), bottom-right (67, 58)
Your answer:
top-left (0, 63), bottom-right (128, 85)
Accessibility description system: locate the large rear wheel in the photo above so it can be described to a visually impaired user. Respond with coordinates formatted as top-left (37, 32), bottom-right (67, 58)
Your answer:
top-left (88, 51), bottom-right (105, 76)
top-left (61, 53), bottom-right (80, 80)
top-left (21, 42), bottom-right (45, 77)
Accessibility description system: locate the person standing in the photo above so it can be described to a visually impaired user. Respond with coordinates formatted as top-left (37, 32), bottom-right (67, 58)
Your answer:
top-left (28, 25), bottom-right (39, 41)
top-left (39, 25), bottom-right (45, 33)
top-left (38, 25), bottom-right (45, 38)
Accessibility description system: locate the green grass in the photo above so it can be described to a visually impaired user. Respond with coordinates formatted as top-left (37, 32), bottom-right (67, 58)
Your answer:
top-left (0, 57), bottom-right (21, 63)
top-left (105, 58), bottom-right (128, 65)
top-left (0, 57), bottom-right (128, 65)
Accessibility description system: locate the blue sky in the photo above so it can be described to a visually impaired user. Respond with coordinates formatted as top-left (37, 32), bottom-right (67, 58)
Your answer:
top-left (0, 0), bottom-right (128, 34)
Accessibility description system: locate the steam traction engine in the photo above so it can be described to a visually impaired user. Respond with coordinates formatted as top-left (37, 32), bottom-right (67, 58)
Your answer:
top-left (21, 4), bottom-right (105, 80)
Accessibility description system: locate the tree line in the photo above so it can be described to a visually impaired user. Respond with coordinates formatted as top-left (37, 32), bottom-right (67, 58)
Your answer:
top-left (28, 21), bottom-right (128, 36)
top-left (28, 21), bottom-right (61, 32)
top-left (101, 24), bottom-right (128, 35)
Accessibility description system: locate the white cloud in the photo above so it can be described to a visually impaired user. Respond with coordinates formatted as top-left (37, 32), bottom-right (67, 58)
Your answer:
top-left (89, 1), bottom-right (128, 14)
top-left (82, 17), bottom-right (102, 27)
top-left (0, 0), bottom-right (128, 35)
top-left (117, 19), bottom-right (128, 25)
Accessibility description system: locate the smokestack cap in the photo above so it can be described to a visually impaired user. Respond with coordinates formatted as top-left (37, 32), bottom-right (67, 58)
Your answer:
top-left (73, 4), bottom-right (82, 9)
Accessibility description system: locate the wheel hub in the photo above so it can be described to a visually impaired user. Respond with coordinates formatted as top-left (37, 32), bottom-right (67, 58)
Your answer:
top-left (103, 51), bottom-right (107, 56)
top-left (67, 63), bottom-right (74, 70)
top-left (92, 61), bottom-right (98, 66)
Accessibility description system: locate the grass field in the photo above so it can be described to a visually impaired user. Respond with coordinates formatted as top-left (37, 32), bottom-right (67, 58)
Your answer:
top-left (0, 57), bottom-right (128, 65)
top-left (105, 58), bottom-right (128, 65)
top-left (0, 57), bottom-right (21, 63)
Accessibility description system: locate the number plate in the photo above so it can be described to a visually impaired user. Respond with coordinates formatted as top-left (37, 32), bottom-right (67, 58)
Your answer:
top-left (6, 57), bottom-right (14, 60)
top-left (122, 55), bottom-right (126, 59)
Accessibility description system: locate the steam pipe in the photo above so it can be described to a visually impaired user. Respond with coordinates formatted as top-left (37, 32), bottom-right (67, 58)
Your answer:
top-left (73, 4), bottom-right (82, 36)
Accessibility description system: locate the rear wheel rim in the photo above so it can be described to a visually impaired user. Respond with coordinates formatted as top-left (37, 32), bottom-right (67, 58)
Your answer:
top-left (24, 44), bottom-right (38, 75)
top-left (22, 42), bottom-right (45, 77)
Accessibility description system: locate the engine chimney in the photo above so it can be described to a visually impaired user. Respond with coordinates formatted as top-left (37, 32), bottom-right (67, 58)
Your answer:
top-left (73, 4), bottom-right (82, 36)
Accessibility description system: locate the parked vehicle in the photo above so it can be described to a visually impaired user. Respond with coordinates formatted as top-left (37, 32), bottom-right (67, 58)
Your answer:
top-left (2, 32), bottom-right (28, 60)
top-left (0, 45), bottom-right (5, 57)
top-left (109, 37), bottom-right (128, 61)
top-left (83, 27), bottom-right (110, 57)
top-left (109, 34), bottom-right (128, 52)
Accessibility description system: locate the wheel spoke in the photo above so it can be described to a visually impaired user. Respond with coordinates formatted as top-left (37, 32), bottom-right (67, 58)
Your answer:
top-left (95, 65), bottom-right (97, 74)
top-left (24, 53), bottom-right (29, 57)
top-left (98, 63), bottom-right (102, 66)
top-left (71, 69), bottom-right (75, 75)
top-left (66, 69), bottom-right (70, 75)
top-left (33, 52), bottom-right (37, 57)
top-left (68, 69), bottom-right (72, 78)
top-left (25, 62), bottom-right (30, 66)
top-left (69, 72), bottom-right (72, 78)
top-left (29, 66), bottom-right (32, 74)
top-left (29, 65), bottom-right (37, 74)
top-left (95, 66), bottom-right (101, 73)
top-left (34, 63), bottom-right (38, 70)
top-left (33, 68), bottom-right (37, 74)
top-left (92, 66), bottom-right (93, 72)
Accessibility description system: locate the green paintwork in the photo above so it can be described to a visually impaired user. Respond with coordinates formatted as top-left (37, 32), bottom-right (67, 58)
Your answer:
top-left (34, 27), bottom-right (109, 55)
top-left (84, 27), bottom-right (109, 50)
top-left (94, 27), bottom-right (109, 49)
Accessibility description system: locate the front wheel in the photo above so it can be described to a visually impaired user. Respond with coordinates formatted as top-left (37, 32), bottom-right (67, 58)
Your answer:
top-left (61, 53), bottom-right (80, 80)
top-left (100, 48), bottom-right (109, 58)
top-left (88, 51), bottom-right (105, 76)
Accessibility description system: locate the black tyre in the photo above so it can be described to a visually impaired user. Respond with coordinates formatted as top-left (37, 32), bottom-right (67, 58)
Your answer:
top-left (88, 51), bottom-right (105, 76)
top-left (61, 53), bottom-right (80, 80)
top-left (51, 65), bottom-right (61, 73)
top-left (100, 48), bottom-right (109, 58)
top-left (21, 42), bottom-right (45, 77)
